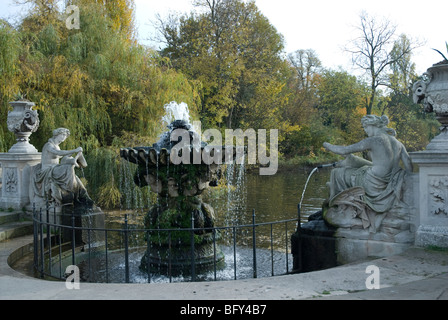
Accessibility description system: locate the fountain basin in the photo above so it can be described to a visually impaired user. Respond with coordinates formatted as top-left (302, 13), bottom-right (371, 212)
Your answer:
top-left (139, 242), bottom-right (225, 275)
top-left (120, 146), bottom-right (227, 197)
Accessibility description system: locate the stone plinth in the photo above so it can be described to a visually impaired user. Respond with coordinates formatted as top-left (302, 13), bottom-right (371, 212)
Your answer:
top-left (61, 207), bottom-right (105, 246)
top-left (334, 231), bottom-right (415, 264)
top-left (291, 216), bottom-right (338, 273)
top-left (0, 153), bottom-right (41, 210)
top-left (332, 172), bottom-right (417, 264)
top-left (410, 150), bottom-right (448, 248)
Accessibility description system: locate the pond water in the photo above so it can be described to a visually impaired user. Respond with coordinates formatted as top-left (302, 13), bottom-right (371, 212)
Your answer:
top-left (245, 166), bottom-right (330, 222)
top-left (14, 165), bottom-right (332, 283)
top-left (108, 165), bottom-right (331, 229)
top-left (205, 165), bottom-right (331, 226)
top-left (91, 166), bottom-right (332, 283)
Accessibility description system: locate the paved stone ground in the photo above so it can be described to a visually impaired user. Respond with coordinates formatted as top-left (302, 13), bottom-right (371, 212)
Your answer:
top-left (1, 235), bottom-right (447, 300)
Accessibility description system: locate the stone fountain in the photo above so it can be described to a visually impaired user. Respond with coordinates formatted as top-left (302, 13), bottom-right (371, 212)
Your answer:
top-left (120, 102), bottom-right (235, 274)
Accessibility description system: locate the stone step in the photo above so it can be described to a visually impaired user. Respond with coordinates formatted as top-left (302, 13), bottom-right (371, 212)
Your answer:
top-left (0, 212), bottom-right (21, 226)
top-left (0, 221), bottom-right (34, 242)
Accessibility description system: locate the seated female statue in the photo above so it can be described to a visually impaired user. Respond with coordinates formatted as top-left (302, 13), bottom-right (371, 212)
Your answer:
top-left (30, 128), bottom-right (92, 208)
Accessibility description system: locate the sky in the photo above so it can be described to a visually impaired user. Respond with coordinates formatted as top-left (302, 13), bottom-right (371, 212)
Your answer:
top-left (1, 0), bottom-right (447, 75)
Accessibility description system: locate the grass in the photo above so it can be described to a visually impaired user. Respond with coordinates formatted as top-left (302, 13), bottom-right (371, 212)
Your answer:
top-left (425, 245), bottom-right (448, 253)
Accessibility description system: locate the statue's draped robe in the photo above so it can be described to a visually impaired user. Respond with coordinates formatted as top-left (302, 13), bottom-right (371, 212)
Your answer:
top-left (31, 142), bottom-right (84, 205)
top-left (330, 164), bottom-right (406, 214)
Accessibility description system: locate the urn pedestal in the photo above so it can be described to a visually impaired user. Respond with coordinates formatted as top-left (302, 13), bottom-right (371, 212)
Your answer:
top-left (0, 153), bottom-right (41, 210)
top-left (0, 100), bottom-right (41, 210)
top-left (410, 152), bottom-right (448, 248)
top-left (411, 62), bottom-right (448, 248)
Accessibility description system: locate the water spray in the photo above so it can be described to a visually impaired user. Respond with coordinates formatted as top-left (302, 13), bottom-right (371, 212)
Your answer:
top-left (297, 162), bottom-right (337, 228)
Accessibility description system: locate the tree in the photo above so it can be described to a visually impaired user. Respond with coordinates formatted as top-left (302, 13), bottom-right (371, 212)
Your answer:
top-left (74, 0), bottom-right (137, 43)
top-left (156, 0), bottom-right (287, 130)
top-left (345, 11), bottom-right (420, 115)
top-left (0, 1), bottom-right (202, 208)
top-left (286, 49), bottom-right (322, 124)
top-left (0, 20), bottom-right (22, 150)
top-left (382, 34), bottom-right (439, 151)
top-left (317, 69), bottom-right (368, 144)
top-left (14, 0), bottom-right (60, 27)
top-left (288, 49), bottom-right (321, 92)
top-left (388, 34), bottom-right (417, 96)
top-left (0, 20), bottom-right (21, 95)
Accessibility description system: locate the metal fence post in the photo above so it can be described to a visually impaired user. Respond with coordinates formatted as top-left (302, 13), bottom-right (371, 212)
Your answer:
top-left (46, 205), bottom-right (51, 276)
top-left (285, 221), bottom-right (289, 274)
top-left (190, 213), bottom-right (196, 282)
top-left (252, 209), bottom-right (257, 279)
top-left (296, 203), bottom-right (302, 272)
top-left (71, 209), bottom-right (76, 267)
top-left (39, 208), bottom-right (44, 279)
top-left (146, 230), bottom-right (151, 283)
top-left (213, 228), bottom-right (217, 281)
top-left (105, 230), bottom-right (109, 283)
top-left (88, 222), bottom-right (91, 282)
top-left (32, 204), bottom-right (38, 274)
top-left (233, 225), bottom-right (237, 280)
top-left (55, 207), bottom-right (62, 279)
top-left (168, 231), bottom-right (172, 283)
top-left (124, 214), bottom-right (130, 283)
top-left (270, 224), bottom-right (274, 276)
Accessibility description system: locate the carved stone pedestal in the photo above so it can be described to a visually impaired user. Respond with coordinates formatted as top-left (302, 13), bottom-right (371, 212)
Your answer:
top-left (327, 173), bottom-right (417, 264)
top-left (410, 150), bottom-right (448, 248)
top-left (411, 61), bottom-right (448, 248)
top-left (0, 153), bottom-right (41, 210)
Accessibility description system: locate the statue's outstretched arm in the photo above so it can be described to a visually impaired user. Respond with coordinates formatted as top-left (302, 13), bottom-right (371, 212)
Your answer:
top-left (323, 138), bottom-right (371, 156)
top-left (46, 144), bottom-right (83, 157)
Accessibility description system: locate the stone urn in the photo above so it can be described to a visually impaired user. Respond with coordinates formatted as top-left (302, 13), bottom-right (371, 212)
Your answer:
top-left (7, 100), bottom-right (40, 153)
top-left (413, 61), bottom-right (448, 150)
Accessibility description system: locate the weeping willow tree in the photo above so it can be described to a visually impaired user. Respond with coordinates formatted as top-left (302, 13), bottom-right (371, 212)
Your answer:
top-left (0, 20), bottom-right (22, 151)
top-left (74, 0), bottom-right (137, 43)
top-left (0, 1), bottom-right (201, 208)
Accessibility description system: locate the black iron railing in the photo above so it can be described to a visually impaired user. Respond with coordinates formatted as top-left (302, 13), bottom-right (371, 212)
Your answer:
top-left (32, 207), bottom-right (298, 283)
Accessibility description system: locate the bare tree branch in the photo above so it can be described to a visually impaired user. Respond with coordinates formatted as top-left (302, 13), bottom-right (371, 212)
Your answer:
top-left (344, 11), bottom-right (422, 114)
